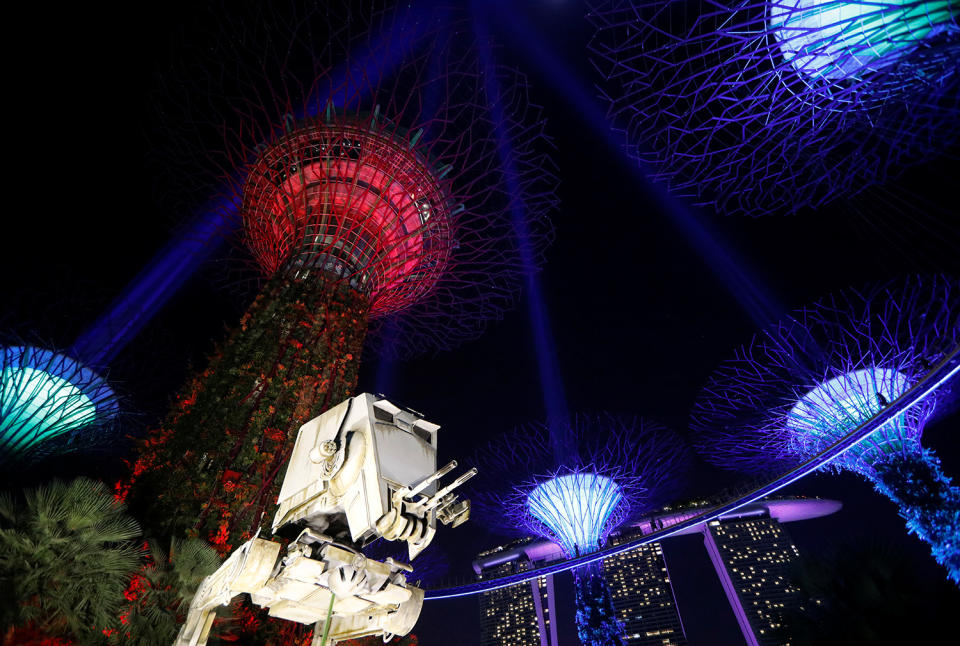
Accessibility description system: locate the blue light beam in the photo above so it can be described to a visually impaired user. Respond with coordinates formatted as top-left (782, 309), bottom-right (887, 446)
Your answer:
top-left (480, 0), bottom-right (784, 328)
top-left (471, 5), bottom-right (571, 454)
top-left (72, 2), bottom-right (442, 368)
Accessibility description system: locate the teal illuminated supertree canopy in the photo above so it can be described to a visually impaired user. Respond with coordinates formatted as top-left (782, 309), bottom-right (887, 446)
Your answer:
top-left (0, 345), bottom-right (119, 463)
top-left (769, 0), bottom-right (958, 81)
top-left (691, 275), bottom-right (960, 583)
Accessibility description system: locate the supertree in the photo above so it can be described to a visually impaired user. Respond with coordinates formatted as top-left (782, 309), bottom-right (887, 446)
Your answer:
top-left (0, 343), bottom-right (119, 465)
top-left (587, 0), bottom-right (960, 216)
top-left (124, 0), bottom-right (556, 557)
top-left (470, 416), bottom-right (689, 645)
top-left (691, 275), bottom-right (960, 583)
top-left (0, 284), bottom-right (125, 467)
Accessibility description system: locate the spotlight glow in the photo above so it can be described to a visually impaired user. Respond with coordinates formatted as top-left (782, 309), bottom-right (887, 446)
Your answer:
top-left (770, 0), bottom-right (958, 80)
top-left (526, 472), bottom-right (624, 558)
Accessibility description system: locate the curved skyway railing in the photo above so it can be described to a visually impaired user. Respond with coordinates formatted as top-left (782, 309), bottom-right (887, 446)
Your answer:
top-left (425, 346), bottom-right (960, 600)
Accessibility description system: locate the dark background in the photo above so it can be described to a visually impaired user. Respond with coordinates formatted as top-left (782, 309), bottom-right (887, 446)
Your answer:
top-left (4, 1), bottom-right (959, 644)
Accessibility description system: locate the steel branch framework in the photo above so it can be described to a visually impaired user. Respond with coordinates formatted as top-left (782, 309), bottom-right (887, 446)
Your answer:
top-left (690, 275), bottom-right (958, 475)
top-left (424, 347), bottom-right (959, 598)
top-left (470, 415), bottom-right (687, 644)
top-left (691, 275), bottom-right (960, 581)
top-left (156, 0), bottom-right (558, 357)
top-left (470, 416), bottom-right (689, 553)
top-left (588, 0), bottom-right (960, 216)
top-left (0, 345), bottom-right (119, 463)
top-left (525, 472), bottom-right (625, 558)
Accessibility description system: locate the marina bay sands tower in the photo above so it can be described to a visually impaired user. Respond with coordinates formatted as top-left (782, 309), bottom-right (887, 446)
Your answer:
top-left (474, 497), bottom-right (840, 645)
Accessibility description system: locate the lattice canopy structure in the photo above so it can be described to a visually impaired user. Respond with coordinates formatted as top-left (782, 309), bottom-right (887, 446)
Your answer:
top-left (0, 345), bottom-right (118, 462)
top-left (588, 0), bottom-right (960, 215)
top-left (471, 416), bottom-right (688, 645)
top-left (471, 416), bottom-right (689, 553)
top-left (785, 365), bottom-right (928, 474)
top-left (127, 0), bottom-right (557, 563)
top-left (526, 472), bottom-right (624, 558)
top-left (158, 0), bottom-right (557, 357)
top-left (241, 116), bottom-right (454, 317)
top-left (769, 0), bottom-right (958, 80)
top-left (692, 275), bottom-right (960, 582)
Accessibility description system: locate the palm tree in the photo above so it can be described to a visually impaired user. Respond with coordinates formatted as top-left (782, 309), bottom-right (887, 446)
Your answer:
top-left (107, 537), bottom-right (222, 645)
top-left (0, 478), bottom-right (141, 645)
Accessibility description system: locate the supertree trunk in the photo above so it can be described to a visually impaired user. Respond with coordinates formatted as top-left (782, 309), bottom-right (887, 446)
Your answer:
top-left (690, 275), bottom-right (960, 583)
top-left (126, 276), bottom-right (368, 551)
top-left (870, 449), bottom-right (960, 584)
top-left (116, 2), bottom-right (557, 641)
top-left (574, 563), bottom-right (626, 646)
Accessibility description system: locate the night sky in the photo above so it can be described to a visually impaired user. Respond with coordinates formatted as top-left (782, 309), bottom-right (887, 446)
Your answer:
top-left (5, 1), bottom-right (959, 644)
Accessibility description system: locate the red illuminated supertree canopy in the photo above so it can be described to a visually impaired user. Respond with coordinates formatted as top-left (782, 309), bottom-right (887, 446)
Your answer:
top-left (124, 0), bottom-right (557, 563)
top-left (241, 118), bottom-right (454, 318)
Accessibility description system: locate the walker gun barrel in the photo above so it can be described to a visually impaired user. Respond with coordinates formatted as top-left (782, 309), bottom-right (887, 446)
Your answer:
top-left (423, 467), bottom-right (477, 510)
top-left (408, 460), bottom-right (457, 497)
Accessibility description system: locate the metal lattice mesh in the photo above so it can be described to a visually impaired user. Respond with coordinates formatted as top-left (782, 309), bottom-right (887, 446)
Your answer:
top-left (242, 119), bottom-right (454, 316)
top-left (588, 0), bottom-right (960, 215)
top-left (155, 1), bottom-right (558, 357)
top-left (691, 275), bottom-right (959, 477)
top-left (470, 415), bottom-right (690, 549)
top-left (0, 345), bottom-right (118, 461)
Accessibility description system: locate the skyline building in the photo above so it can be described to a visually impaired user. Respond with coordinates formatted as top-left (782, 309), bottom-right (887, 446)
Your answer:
top-left (473, 497), bottom-right (839, 646)
top-left (604, 528), bottom-right (686, 645)
top-left (702, 514), bottom-right (805, 646)
top-left (476, 539), bottom-right (559, 646)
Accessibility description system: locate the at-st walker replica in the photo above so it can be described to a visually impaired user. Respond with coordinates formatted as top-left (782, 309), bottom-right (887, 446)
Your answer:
top-left (176, 393), bottom-right (475, 645)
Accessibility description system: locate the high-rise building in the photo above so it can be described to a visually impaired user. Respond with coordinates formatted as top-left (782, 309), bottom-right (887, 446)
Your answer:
top-left (702, 513), bottom-right (805, 646)
top-left (476, 540), bottom-right (559, 646)
top-left (604, 530), bottom-right (687, 645)
top-left (474, 498), bottom-right (839, 646)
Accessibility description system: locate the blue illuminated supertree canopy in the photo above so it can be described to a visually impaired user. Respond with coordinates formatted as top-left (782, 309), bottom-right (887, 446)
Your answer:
top-left (471, 416), bottom-right (689, 557)
top-left (587, 0), bottom-right (960, 216)
top-left (525, 471), bottom-right (625, 559)
top-left (0, 345), bottom-right (119, 463)
top-left (471, 416), bottom-right (689, 645)
top-left (691, 275), bottom-right (960, 582)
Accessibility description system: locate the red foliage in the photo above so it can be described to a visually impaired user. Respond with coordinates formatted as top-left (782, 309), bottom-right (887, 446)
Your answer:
top-left (122, 573), bottom-right (145, 602)
top-left (126, 276), bottom-right (368, 550)
top-left (338, 635), bottom-right (418, 646)
top-left (2, 625), bottom-right (74, 646)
